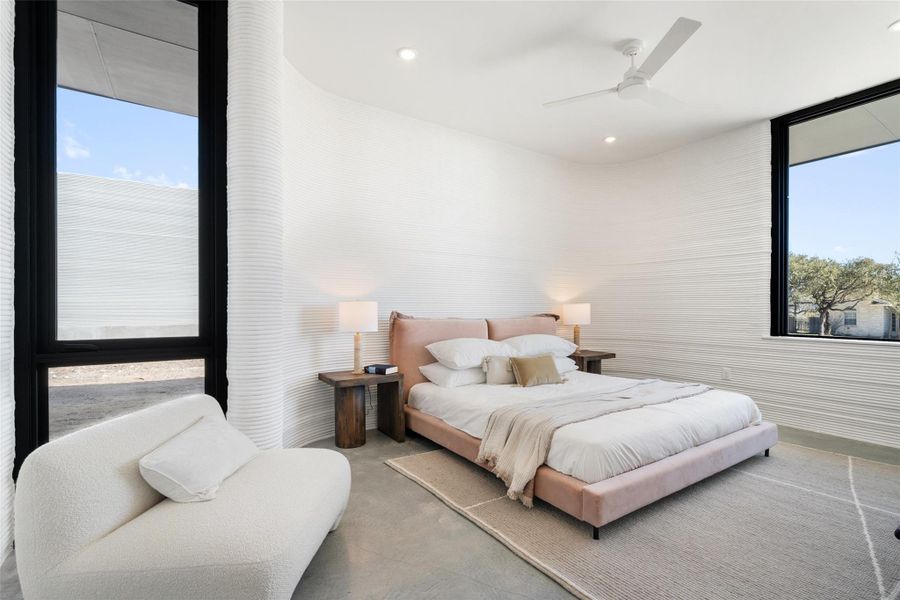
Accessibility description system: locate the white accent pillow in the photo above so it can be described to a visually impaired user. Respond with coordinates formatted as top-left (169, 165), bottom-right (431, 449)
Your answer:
top-left (483, 355), bottom-right (515, 384)
top-left (483, 355), bottom-right (578, 384)
top-left (420, 362), bottom-right (486, 387)
top-left (139, 415), bottom-right (259, 503)
top-left (504, 334), bottom-right (577, 358)
top-left (426, 337), bottom-right (514, 370)
top-left (555, 356), bottom-right (578, 374)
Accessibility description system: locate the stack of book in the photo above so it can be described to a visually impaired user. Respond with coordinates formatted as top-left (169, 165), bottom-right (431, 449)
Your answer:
top-left (364, 364), bottom-right (398, 375)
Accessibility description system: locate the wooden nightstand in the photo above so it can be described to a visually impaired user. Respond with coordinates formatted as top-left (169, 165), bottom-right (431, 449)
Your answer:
top-left (317, 371), bottom-right (405, 448)
top-left (570, 350), bottom-right (616, 375)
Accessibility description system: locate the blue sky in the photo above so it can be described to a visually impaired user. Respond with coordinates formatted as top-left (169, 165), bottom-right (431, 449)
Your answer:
top-left (56, 88), bottom-right (198, 189)
top-left (790, 141), bottom-right (899, 265)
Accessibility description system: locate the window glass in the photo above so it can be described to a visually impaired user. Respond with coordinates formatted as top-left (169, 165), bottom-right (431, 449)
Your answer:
top-left (48, 359), bottom-right (204, 439)
top-left (56, 2), bottom-right (199, 340)
top-left (786, 93), bottom-right (900, 340)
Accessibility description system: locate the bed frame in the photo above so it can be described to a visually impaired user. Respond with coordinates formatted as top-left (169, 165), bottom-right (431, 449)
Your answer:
top-left (390, 313), bottom-right (778, 538)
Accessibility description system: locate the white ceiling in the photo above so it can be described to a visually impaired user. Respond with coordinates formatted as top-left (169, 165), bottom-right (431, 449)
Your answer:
top-left (283, 1), bottom-right (900, 164)
top-left (58, 1), bottom-right (197, 116)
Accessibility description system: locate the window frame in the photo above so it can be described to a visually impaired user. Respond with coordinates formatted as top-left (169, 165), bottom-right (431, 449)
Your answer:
top-left (770, 78), bottom-right (900, 342)
top-left (13, 0), bottom-right (228, 476)
top-left (843, 310), bottom-right (857, 327)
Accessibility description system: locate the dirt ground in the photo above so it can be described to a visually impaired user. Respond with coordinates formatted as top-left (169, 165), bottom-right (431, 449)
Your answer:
top-left (49, 377), bottom-right (206, 439)
top-left (49, 359), bottom-right (205, 386)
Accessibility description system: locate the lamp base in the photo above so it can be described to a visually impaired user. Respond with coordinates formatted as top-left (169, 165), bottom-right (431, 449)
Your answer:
top-left (352, 332), bottom-right (364, 374)
top-left (573, 324), bottom-right (581, 350)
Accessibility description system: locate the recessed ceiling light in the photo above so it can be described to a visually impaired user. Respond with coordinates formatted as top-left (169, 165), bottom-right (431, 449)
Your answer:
top-left (397, 48), bottom-right (417, 61)
top-left (604, 136), bottom-right (617, 144)
top-left (889, 18), bottom-right (900, 31)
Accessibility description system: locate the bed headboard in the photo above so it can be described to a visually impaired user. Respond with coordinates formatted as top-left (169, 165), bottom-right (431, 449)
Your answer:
top-left (389, 312), bottom-right (559, 402)
top-left (486, 315), bottom-right (557, 340)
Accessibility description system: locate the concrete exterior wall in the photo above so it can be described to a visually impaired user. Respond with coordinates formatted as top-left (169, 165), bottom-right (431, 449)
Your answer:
top-left (56, 172), bottom-right (198, 340)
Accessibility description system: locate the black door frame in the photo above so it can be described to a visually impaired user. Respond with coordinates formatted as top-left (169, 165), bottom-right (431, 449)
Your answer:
top-left (13, 0), bottom-right (228, 477)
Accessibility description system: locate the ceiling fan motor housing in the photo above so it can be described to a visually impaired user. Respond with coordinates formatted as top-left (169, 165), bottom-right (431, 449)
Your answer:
top-left (618, 77), bottom-right (649, 100)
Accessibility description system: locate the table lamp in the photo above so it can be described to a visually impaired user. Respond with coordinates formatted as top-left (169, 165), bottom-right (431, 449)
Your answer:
top-left (339, 301), bottom-right (378, 374)
top-left (562, 303), bottom-right (591, 349)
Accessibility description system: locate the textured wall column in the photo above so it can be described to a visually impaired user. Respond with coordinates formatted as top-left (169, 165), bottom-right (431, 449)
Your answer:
top-left (227, 0), bottom-right (285, 448)
top-left (0, 0), bottom-right (15, 558)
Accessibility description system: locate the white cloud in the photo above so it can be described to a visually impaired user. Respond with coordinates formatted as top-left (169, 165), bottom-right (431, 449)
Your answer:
top-left (833, 245), bottom-right (849, 254)
top-left (63, 135), bottom-right (90, 159)
top-left (143, 173), bottom-right (172, 186)
top-left (113, 165), bottom-right (142, 180)
top-left (114, 167), bottom-right (195, 190)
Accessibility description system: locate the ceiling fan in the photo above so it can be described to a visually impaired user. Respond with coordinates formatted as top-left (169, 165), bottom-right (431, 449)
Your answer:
top-left (543, 17), bottom-right (701, 108)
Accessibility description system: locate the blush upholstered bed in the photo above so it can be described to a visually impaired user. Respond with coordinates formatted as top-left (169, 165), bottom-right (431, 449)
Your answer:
top-left (390, 313), bottom-right (778, 538)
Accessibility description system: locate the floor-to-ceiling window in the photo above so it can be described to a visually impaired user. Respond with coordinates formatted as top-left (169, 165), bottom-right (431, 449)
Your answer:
top-left (14, 0), bottom-right (226, 471)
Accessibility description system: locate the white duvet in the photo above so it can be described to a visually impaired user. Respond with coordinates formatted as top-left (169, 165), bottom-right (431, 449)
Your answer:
top-left (408, 371), bottom-right (762, 484)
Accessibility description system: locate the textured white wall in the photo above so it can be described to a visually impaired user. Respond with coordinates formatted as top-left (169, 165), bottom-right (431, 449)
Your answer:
top-left (0, 0), bottom-right (13, 560)
top-left (577, 123), bottom-right (899, 449)
top-left (280, 65), bottom-right (899, 450)
top-left (281, 65), bottom-right (587, 447)
top-left (227, 0), bottom-right (285, 449)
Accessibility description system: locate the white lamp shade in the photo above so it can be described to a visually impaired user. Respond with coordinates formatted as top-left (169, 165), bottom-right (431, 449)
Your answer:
top-left (562, 303), bottom-right (591, 325)
top-left (338, 301), bottom-right (378, 333)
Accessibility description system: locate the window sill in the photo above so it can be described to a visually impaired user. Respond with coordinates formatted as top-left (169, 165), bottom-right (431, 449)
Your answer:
top-left (762, 335), bottom-right (900, 347)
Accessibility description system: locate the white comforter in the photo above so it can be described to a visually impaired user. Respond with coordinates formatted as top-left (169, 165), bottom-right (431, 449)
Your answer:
top-left (408, 371), bottom-right (762, 484)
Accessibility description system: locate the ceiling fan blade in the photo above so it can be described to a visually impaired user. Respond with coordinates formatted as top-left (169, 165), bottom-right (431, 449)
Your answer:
top-left (636, 17), bottom-right (701, 79)
top-left (640, 87), bottom-right (684, 110)
top-left (542, 87), bottom-right (617, 108)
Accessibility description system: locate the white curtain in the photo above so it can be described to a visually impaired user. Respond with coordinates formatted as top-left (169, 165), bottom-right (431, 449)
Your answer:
top-left (226, 0), bottom-right (285, 449)
top-left (0, 0), bottom-right (16, 559)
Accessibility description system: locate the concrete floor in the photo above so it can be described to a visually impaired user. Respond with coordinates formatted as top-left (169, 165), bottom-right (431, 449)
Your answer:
top-left (293, 432), bottom-right (574, 599)
top-left (777, 424), bottom-right (900, 465)
top-left (3, 426), bottom-right (897, 600)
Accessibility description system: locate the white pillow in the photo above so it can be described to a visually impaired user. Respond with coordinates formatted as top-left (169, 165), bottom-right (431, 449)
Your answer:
top-left (484, 355), bottom-right (578, 384)
top-left (139, 415), bottom-right (259, 503)
top-left (504, 334), bottom-right (577, 358)
top-left (555, 356), bottom-right (578, 374)
top-left (483, 355), bottom-right (516, 384)
top-left (420, 362), bottom-right (486, 387)
top-left (426, 337), bottom-right (513, 370)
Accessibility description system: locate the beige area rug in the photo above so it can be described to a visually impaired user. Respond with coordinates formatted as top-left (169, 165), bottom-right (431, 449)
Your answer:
top-left (386, 443), bottom-right (900, 600)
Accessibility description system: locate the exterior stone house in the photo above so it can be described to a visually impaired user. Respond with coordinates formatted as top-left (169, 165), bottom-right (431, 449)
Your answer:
top-left (789, 298), bottom-right (899, 339)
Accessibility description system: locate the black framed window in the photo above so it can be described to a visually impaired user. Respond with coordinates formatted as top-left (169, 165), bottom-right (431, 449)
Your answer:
top-left (771, 79), bottom-right (900, 342)
top-left (14, 0), bottom-right (227, 475)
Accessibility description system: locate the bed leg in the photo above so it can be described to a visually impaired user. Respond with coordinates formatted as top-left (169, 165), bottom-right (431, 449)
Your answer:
top-left (592, 526), bottom-right (600, 540)
top-left (764, 448), bottom-right (770, 457)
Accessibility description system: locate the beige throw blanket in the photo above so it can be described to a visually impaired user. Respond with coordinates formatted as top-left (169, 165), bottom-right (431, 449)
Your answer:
top-left (476, 379), bottom-right (711, 506)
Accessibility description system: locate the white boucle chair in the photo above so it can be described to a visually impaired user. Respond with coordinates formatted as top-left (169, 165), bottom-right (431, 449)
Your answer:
top-left (14, 394), bottom-right (351, 600)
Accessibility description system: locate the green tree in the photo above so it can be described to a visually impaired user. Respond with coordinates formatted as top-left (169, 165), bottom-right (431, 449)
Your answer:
top-left (876, 253), bottom-right (900, 309)
top-left (789, 254), bottom-right (886, 336)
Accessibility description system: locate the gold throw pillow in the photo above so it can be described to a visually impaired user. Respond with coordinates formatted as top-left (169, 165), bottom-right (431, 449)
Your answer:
top-left (510, 354), bottom-right (562, 387)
